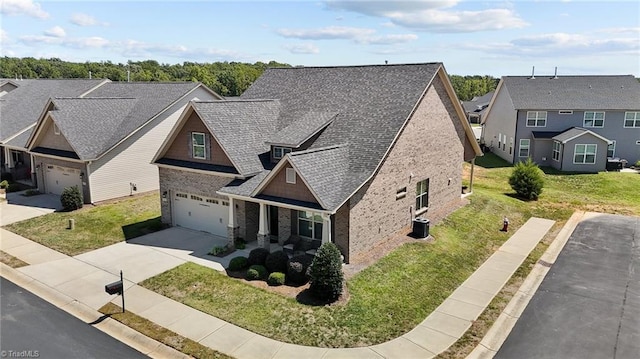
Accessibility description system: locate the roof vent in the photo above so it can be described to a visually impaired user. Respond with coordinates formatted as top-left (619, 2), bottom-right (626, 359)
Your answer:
top-left (529, 66), bottom-right (535, 79)
top-left (552, 67), bottom-right (558, 79)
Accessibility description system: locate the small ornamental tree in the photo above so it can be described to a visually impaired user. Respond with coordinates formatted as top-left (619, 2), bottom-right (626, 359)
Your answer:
top-left (60, 185), bottom-right (83, 211)
top-left (508, 158), bottom-right (544, 200)
top-left (308, 242), bottom-right (344, 301)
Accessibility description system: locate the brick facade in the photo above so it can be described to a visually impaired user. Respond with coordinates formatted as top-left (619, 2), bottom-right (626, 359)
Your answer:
top-left (347, 76), bottom-right (465, 260)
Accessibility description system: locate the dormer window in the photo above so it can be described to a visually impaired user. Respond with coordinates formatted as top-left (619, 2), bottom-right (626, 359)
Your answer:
top-left (273, 146), bottom-right (292, 160)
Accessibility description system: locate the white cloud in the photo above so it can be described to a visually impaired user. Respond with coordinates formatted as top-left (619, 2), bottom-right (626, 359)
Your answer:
top-left (70, 12), bottom-right (108, 26)
top-left (277, 26), bottom-right (375, 40)
top-left (65, 36), bottom-right (110, 49)
top-left (44, 26), bottom-right (66, 38)
top-left (324, 0), bottom-right (527, 33)
top-left (0, 0), bottom-right (49, 19)
top-left (19, 34), bottom-right (62, 45)
top-left (283, 43), bottom-right (320, 54)
top-left (0, 29), bottom-right (9, 43)
top-left (356, 34), bottom-right (418, 45)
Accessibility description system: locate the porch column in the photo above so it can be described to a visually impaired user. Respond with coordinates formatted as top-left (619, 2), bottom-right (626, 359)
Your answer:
top-left (257, 202), bottom-right (270, 250)
top-left (321, 213), bottom-right (332, 244)
top-left (226, 197), bottom-right (239, 248)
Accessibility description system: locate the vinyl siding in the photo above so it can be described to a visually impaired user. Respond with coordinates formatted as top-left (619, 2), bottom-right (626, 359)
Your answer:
top-left (482, 82), bottom-right (517, 163)
top-left (89, 86), bottom-right (218, 203)
top-left (36, 117), bottom-right (76, 153)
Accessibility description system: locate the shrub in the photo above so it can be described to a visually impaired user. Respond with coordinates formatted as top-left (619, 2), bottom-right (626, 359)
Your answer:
top-left (635, 160), bottom-right (640, 168)
top-left (267, 272), bottom-right (286, 286)
top-left (247, 248), bottom-right (270, 266)
top-left (287, 255), bottom-right (312, 285)
top-left (208, 246), bottom-right (226, 256)
top-left (60, 185), bottom-right (83, 211)
top-left (0, 180), bottom-right (8, 190)
top-left (234, 238), bottom-right (246, 250)
top-left (308, 243), bottom-right (344, 301)
top-left (508, 158), bottom-right (544, 200)
top-left (265, 250), bottom-right (289, 273)
top-left (228, 256), bottom-right (248, 271)
top-left (246, 265), bottom-right (268, 280)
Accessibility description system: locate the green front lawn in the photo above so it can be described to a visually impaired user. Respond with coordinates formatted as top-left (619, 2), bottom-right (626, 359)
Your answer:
top-left (143, 154), bottom-right (640, 348)
top-left (3, 193), bottom-right (164, 256)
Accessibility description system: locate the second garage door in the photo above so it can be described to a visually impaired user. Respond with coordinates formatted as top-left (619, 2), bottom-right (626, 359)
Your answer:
top-left (172, 193), bottom-right (229, 237)
top-left (45, 164), bottom-right (83, 196)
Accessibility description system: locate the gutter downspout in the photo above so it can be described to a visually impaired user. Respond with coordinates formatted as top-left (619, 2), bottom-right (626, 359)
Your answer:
top-left (85, 161), bottom-right (92, 204)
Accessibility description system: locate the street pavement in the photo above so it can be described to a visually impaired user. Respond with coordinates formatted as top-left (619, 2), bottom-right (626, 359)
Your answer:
top-left (495, 213), bottom-right (640, 359)
top-left (1, 277), bottom-right (147, 359)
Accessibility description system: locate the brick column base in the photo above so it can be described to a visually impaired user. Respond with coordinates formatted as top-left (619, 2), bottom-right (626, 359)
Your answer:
top-left (227, 226), bottom-right (239, 249)
top-left (257, 233), bottom-right (270, 250)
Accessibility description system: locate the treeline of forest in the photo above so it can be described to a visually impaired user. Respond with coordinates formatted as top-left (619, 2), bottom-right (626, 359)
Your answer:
top-left (0, 57), bottom-right (498, 100)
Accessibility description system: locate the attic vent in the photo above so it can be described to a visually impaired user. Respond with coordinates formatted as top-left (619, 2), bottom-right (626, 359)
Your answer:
top-left (559, 110), bottom-right (573, 115)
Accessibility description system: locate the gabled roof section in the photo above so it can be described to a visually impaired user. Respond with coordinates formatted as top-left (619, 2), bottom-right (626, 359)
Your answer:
top-left (552, 127), bottom-right (612, 144)
top-left (502, 75), bottom-right (640, 110)
top-left (266, 111), bottom-right (337, 147)
top-left (0, 79), bottom-right (108, 145)
top-left (192, 99), bottom-right (280, 176)
top-left (43, 98), bottom-right (138, 160)
top-left (462, 91), bottom-right (494, 113)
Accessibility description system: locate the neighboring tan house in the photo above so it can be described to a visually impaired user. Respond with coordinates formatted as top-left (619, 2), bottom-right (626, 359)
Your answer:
top-left (462, 91), bottom-right (494, 124)
top-left (25, 82), bottom-right (222, 203)
top-left (481, 74), bottom-right (640, 172)
top-left (0, 78), bottom-right (108, 184)
top-left (152, 63), bottom-right (481, 262)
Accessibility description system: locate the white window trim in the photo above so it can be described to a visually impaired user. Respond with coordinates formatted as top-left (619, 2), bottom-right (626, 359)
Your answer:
top-left (573, 144), bottom-right (597, 164)
top-left (273, 146), bottom-right (291, 160)
top-left (53, 123), bottom-right (60, 135)
top-left (526, 111), bottom-right (547, 127)
top-left (607, 140), bottom-right (616, 158)
top-left (624, 112), bottom-right (640, 128)
top-left (191, 132), bottom-right (206, 160)
top-left (285, 167), bottom-right (296, 184)
top-left (518, 139), bottom-right (530, 157)
top-left (552, 140), bottom-right (561, 162)
top-left (583, 111), bottom-right (605, 128)
top-left (297, 211), bottom-right (323, 240)
top-left (415, 179), bottom-right (429, 213)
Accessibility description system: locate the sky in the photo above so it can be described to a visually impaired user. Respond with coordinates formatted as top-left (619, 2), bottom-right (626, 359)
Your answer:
top-left (1, 0), bottom-right (639, 77)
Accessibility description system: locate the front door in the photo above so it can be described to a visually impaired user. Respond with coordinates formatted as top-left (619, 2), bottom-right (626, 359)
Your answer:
top-left (269, 205), bottom-right (279, 236)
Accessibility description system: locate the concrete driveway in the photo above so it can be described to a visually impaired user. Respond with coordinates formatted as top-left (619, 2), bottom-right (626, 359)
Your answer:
top-left (0, 191), bottom-right (61, 226)
top-left (496, 213), bottom-right (639, 359)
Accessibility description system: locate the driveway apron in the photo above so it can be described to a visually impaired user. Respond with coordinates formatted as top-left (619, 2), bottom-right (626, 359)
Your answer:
top-left (0, 192), bottom-right (61, 226)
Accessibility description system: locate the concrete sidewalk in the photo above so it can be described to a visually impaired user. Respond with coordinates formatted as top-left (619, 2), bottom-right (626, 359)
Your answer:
top-left (1, 217), bottom-right (555, 359)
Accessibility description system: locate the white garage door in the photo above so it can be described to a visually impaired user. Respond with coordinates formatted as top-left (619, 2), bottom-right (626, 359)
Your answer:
top-left (172, 193), bottom-right (229, 237)
top-left (45, 164), bottom-right (82, 196)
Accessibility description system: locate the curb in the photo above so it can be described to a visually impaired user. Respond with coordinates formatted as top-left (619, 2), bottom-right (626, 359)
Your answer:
top-left (0, 262), bottom-right (190, 359)
top-left (466, 211), bottom-right (585, 359)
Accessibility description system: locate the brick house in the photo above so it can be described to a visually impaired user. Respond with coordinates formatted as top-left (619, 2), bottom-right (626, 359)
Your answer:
top-left (152, 63), bottom-right (481, 262)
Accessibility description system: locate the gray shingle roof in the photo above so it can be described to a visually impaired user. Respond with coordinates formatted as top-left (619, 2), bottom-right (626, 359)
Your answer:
top-left (552, 127), bottom-right (610, 144)
top-left (502, 75), bottom-right (640, 110)
top-left (193, 100), bottom-right (280, 176)
top-left (266, 111), bottom-right (337, 147)
top-left (49, 98), bottom-right (138, 160)
top-left (462, 91), bottom-right (494, 113)
top-left (0, 79), bottom-right (106, 145)
top-left (234, 63), bottom-right (441, 211)
top-left (288, 145), bottom-right (350, 210)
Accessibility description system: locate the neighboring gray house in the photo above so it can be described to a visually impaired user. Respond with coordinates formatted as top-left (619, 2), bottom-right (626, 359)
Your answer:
top-left (152, 63), bottom-right (481, 262)
top-left (462, 91), bottom-right (493, 124)
top-left (0, 78), bottom-right (108, 184)
top-left (25, 82), bottom-right (221, 203)
top-left (481, 75), bottom-right (640, 172)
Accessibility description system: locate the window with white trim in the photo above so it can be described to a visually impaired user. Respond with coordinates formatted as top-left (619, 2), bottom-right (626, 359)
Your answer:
top-left (298, 211), bottom-right (322, 240)
top-left (415, 179), bottom-right (429, 211)
top-left (285, 167), bottom-right (296, 184)
top-left (607, 140), bottom-right (616, 158)
top-left (574, 144), bottom-right (596, 164)
top-left (518, 139), bottom-right (530, 157)
top-left (273, 146), bottom-right (292, 159)
top-left (583, 111), bottom-right (605, 128)
top-left (53, 123), bottom-right (60, 135)
top-left (526, 111), bottom-right (547, 127)
top-left (191, 132), bottom-right (206, 159)
top-left (624, 112), bottom-right (640, 128)
top-left (552, 141), bottom-right (561, 161)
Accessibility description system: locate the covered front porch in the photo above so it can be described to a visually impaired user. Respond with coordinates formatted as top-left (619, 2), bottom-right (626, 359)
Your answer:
top-left (225, 195), bottom-right (334, 257)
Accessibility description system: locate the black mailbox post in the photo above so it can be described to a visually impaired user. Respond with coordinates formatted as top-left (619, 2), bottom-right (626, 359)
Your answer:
top-left (105, 270), bottom-right (125, 312)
